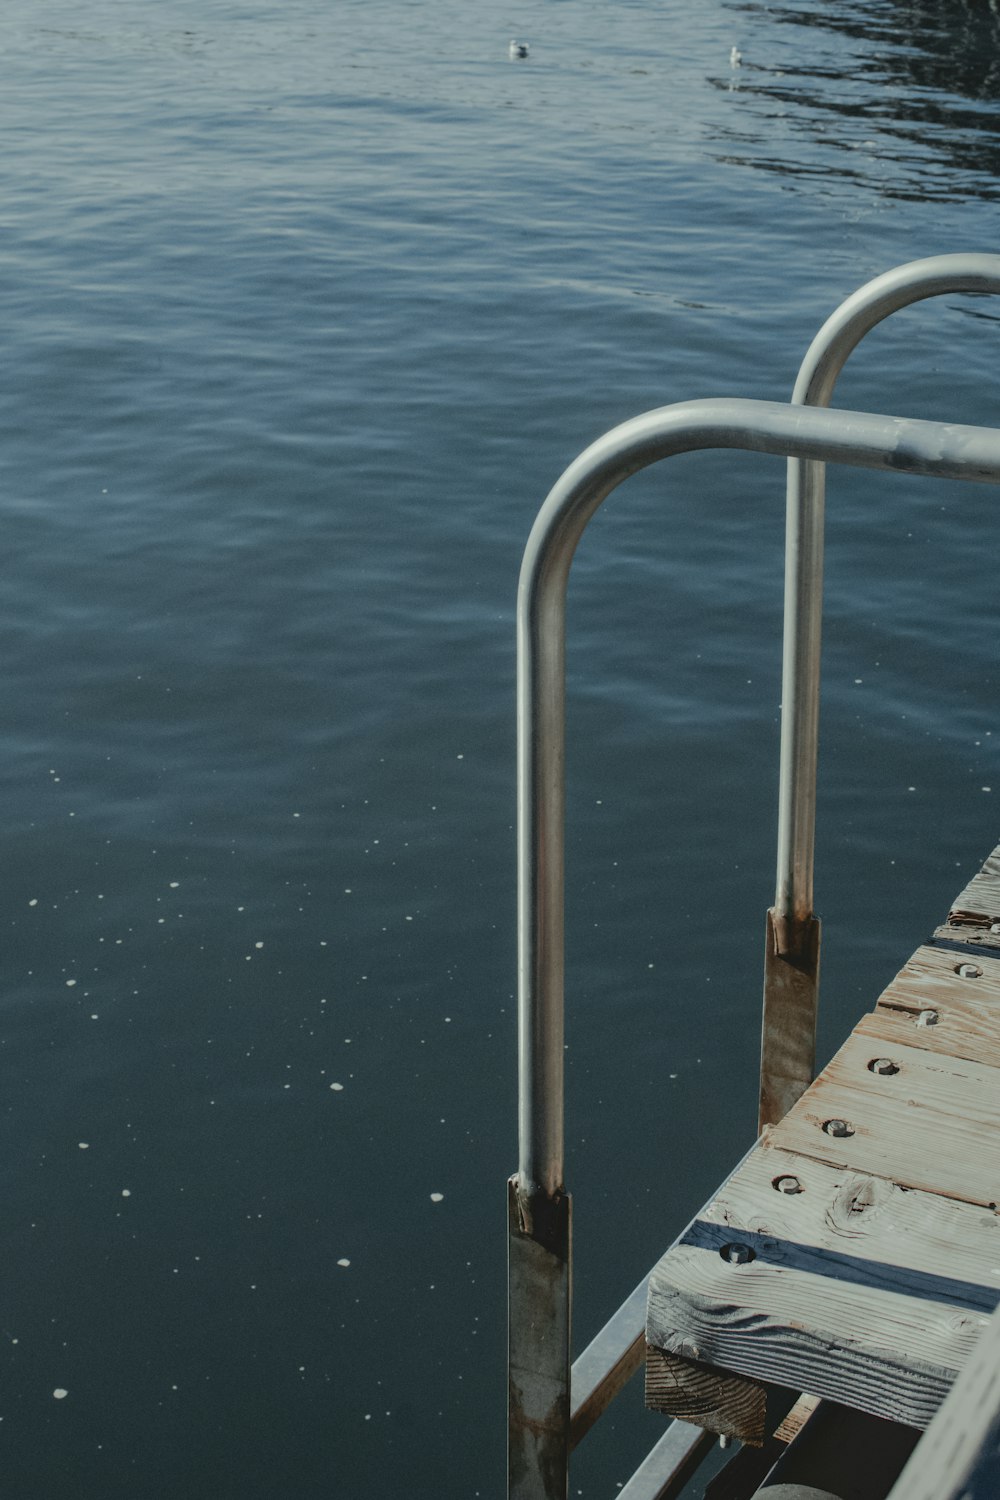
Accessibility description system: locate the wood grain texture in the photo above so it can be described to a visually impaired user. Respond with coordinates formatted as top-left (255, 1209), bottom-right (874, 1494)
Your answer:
top-left (697, 1144), bottom-right (1000, 1295)
top-left (949, 848), bottom-right (1000, 923)
top-left (768, 1029), bottom-right (1000, 1207)
top-left (644, 1342), bottom-right (768, 1444)
top-left (872, 943), bottom-right (1000, 1065)
top-left (647, 1239), bottom-right (979, 1429)
top-left (933, 920), bottom-right (1000, 952)
top-left (887, 1300), bottom-right (1000, 1500)
top-left (773, 1392), bottom-right (820, 1444)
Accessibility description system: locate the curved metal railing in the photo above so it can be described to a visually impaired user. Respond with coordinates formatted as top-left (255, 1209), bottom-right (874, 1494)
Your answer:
top-left (762, 253), bottom-right (1000, 1127)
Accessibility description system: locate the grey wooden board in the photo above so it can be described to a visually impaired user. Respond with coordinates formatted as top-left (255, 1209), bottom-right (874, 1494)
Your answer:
top-left (647, 844), bottom-right (1000, 1438)
top-left (887, 1300), bottom-right (1000, 1500)
top-left (695, 1145), bottom-right (1000, 1298)
top-left (870, 944), bottom-right (1000, 1065)
top-left (934, 919), bottom-right (1000, 951)
top-left (769, 1029), bottom-right (1000, 1207)
top-left (646, 1145), bottom-right (997, 1432)
top-left (949, 848), bottom-right (1000, 923)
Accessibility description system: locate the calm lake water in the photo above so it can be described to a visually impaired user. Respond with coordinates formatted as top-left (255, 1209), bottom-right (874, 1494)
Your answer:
top-left (2, 1), bottom-right (999, 1495)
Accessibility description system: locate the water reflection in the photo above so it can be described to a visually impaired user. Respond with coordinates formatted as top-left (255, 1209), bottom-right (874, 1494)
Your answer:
top-left (718, 0), bottom-right (1000, 200)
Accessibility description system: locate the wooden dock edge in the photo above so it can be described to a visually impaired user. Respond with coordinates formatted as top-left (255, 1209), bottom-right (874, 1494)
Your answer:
top-left (645, 843), bottom-right (1000, 1445)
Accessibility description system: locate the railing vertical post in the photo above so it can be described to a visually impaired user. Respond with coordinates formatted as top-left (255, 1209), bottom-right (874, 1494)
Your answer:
top-left (509, 511), bottom-right (573, 1500)
top-left (759, 253), bottom-right (1000, 1132)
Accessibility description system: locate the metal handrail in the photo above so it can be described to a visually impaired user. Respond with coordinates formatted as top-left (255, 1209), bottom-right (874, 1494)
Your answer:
top-left (509, 396), bottom-right (1000, 1500)
top-left (760, 253), bottom-right (1000, 1128)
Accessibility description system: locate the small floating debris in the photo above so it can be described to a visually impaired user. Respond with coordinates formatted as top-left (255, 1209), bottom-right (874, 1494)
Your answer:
top-left (53, 1389), bottom-right (68, 1400)
top-left (508, 39), bottom-right (529, 60)
top-left (337, 1258), bottom-right (350, 1268)
top-left (430, 1192), bottom-right (444, 1203)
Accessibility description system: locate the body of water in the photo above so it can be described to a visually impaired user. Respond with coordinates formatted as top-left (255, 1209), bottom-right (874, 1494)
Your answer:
top-left (1, 1), bottom-right (999, 1495)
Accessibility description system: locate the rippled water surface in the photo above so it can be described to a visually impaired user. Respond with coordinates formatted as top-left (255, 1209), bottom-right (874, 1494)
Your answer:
top-left (2, 1), bottom-right (1000, 1495)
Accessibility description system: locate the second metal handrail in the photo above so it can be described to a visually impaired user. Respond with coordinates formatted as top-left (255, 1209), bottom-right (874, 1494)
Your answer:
top-left (760, 252), bottom-right (1000, 1127)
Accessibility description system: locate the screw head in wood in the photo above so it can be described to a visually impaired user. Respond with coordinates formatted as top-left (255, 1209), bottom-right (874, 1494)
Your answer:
top-left (719, 1243), bottom-right (754, 1265)
top-left (822, 1118), bottom-right (855, 1137)
top-left (956, 963), bottom-right (983, 978)
top-left (990, 923), bottom-right (1000, 934)
top-left (868, 1058), bottom-right (899, 1076)
top-left (916, 1009), bottom-right (939, 1027)
top-left (773, 1175), bottom-right (802, 1194)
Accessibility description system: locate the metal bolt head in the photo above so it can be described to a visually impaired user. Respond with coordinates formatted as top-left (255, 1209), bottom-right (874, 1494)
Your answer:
top-left (916, 1009), bottom-right (939, 1028)
top-left (990, 922), bottom-right (1000, 935)
top-left (869, 1058), bottom-right (899, 1076)
top-left (719, 1243), bottom-right (754, 1265)
top-left (957, 963), bottom-right (983, 979)
top-left (773, 1175), bottom-right (802, 1195)
top-left (823, 1118), bottom-right (855, 1138)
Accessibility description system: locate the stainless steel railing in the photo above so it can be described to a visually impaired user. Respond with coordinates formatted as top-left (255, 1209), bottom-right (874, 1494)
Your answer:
top-left (509, 261), bottom-right (1000, 1500)
top-left (760, 253), bottom-right (1000, 1127)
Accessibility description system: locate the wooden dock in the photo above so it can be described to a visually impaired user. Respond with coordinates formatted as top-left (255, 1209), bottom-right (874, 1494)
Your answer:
top-left (645, 845), bottom-right (1000, 1449)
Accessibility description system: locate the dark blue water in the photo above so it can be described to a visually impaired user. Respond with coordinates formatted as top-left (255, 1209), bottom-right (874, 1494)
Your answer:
top-left (1, 1), bottom-right (999, 1495)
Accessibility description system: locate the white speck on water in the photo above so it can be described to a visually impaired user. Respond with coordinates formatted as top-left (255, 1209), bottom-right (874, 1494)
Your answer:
top-left (169, 881), bottom-right (179, 888)
top-left (330, 1082), bottom-right (344, 1091)
top-left (78, 1142), bottom-right (89, 1150)
top-left (90, 1014), bottom-right (98, 1020)
top-left (66, 979), bottom-right (77, 988)
top-left (456, 754), bottom-right (464, 760)
top-left (255, 941), bottom-right (264, 949)
top-left (907, 786), bottom-right (916, 792)
top-left (52, 1389), bottom-right (68, 1400)
top-left (121, 1189), bottom-right (131, 1197)
top-left (854, 678), bottom-right (863, 684)
top-left (28, 899), bottom-right (37, 907)
top-left (337, 1258), bottom-right (350, 1267)
top-left (983, 787), bottom-right (993, 793)
top-left (430, 1192), bottom-right (444, 1203)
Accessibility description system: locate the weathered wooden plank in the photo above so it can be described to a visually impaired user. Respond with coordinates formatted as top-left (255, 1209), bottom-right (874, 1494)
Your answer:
top-left (697, 1144), bottom-right (1000, 1296)
top-left (887, 1298), bottom-right (1000, 1500)
top-left (647, 1237), bottom-right (982, 1430)
top-left (948, 848), bottom-right (1000, 923)
top-left (872, 944), bottom-right (1000, 1067)
top-left (768, 1030), bottom-right (1000, 1206)
top-left (862, 1004), bottom-right (1000, 1072)
top-left (933, 920), bottom-right (1000, 952)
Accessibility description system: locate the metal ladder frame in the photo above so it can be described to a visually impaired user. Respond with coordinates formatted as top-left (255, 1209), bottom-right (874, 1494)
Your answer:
top-left (508, 256), bottom-right (1000, 1500)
